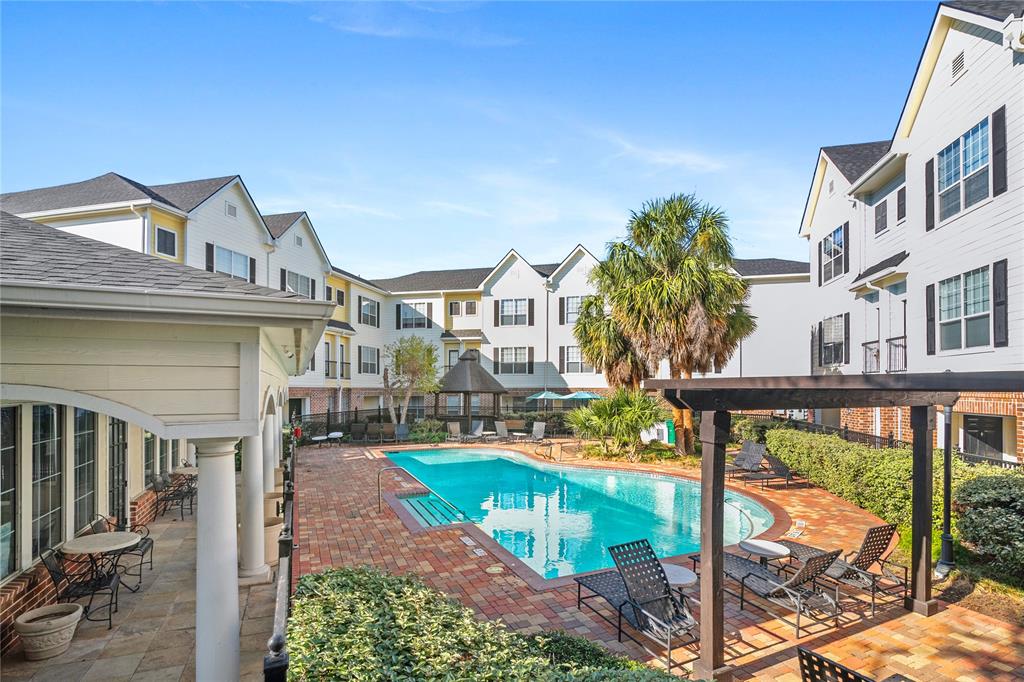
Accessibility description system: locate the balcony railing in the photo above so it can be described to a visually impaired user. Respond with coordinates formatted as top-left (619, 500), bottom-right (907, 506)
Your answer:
top-left (339, 362), bottom-right (351, 379)
top-left (862, 340), bottom-right (880, 374)
top-left (886, 336), bottom-right (907, 373)
top-left (323, 361), bottom-right (351, 380)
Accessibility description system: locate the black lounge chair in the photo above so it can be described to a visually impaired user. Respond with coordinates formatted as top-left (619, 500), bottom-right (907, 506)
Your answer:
top-left (742, 454), bottom-right (806, 489)
top-left (726, 441), bottom-right (766, 479)
top-left (575, 539), bottom-right (697, 673)
top-left (350, 422), bottom-right (367, 443)
top-left (778, 523), bottom-right (907, 616)
top-left (723, 548), bottom-right (842, 637)
top-left (798, 647), bottom-right (915, 681)
top-left (41, 548), bottom-right (121, 629)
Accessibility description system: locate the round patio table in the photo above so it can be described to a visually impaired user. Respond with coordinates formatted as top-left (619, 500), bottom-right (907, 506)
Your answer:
top-left (661, 562), bottom-right (699, 604)
top-left (739, 538), bottom-right (790, 567)
top-left (175, 466), bottom-right (199, 477)
top-left (63, 531), bottom-right (140, 556)
top-left (311, 435), bottom-right (328, 447)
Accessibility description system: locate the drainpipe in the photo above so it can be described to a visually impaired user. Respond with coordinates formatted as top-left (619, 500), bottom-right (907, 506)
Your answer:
top-left (128, 203), bottom-right (145, 252)
top-left (543, 283), bottom-right (551, 392)
top-left (936, 404), bottom-right (956, 577)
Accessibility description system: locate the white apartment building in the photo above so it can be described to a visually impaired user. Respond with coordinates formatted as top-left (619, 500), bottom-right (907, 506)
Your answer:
top-left (799, 0), bottom-right (1024, 460)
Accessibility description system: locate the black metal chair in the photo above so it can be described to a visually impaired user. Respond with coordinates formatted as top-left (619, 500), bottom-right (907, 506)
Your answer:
top-left (350, 422), bottom-right (367, 443)
top-left (574, 539), bottom-right (698, 673)
top-left (723, 549), bottom-right (842, 637)
top-left (742, 454), bottom-right (806, 489)
top-left (798, 647), bottom-right (915, 681)
top-left (40, 548), bottom-right (120, 629)
top-left (92, 514), bottom-right (154, 592)
top-left (152, 474), bottom-right (194, 520)
top-left (779, 524), bottom-right (907, 616)
top-left (726, 441), bottom-right (766, 478)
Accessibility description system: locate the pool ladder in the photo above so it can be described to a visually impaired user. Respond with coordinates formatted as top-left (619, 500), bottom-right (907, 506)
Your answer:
top-left (726, 501), bottom-right (757, 540)
top-left (377, 465), bottom-right (468, 522)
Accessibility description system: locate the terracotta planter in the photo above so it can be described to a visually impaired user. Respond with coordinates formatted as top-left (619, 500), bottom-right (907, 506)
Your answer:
top-left (265, 517), bottom-right (284, 567)
top-left (14, 603), bottom-right (83, 660)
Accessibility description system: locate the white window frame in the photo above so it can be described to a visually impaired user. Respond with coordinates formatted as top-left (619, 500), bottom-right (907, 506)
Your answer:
top-left (465, 300), bottom-right (477, 315)
top-left (31, 405), bottom-right (63, 560)
top-left (286, 270), bottom-right (313, 299)
top-left (225, 201), bottom-right (238, 218)
top-left (401, 303), bottom-right (428, 329)
top-left (214, 245), bottom-right (250, 281)
top-left (874, 200), bottom-right (887, 234)
top-left (295, 234), bottom-right (303, 247)
top-left (359, 346), bottom-right (378, 374)
top-left (822, 226), bottom-right (844, 283)
top-left (500, 298), bottom-right (528, 326)
top-left (1, 406), bottom-right (17, 580)
top-left (937, 117), bottom-right (990, 224)
top-left (154, 226), bottom-right (177, 258)
top-left (499, 347), bottom-right (529, 374)
top-left (821, 314), bottom-right (845, 366)
top-left (564, 345), bottom-right (593, 373)
top-left (938, 266), bottom-right (991, 352)
top-left (72, 409), bottom-right (96, 533)
top-left (359, 298), bottom-right (379, 326)
top-left (565, 296), bottom-right (583, 324)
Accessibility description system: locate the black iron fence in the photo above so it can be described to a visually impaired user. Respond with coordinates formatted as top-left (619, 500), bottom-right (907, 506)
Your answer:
top-left (263, 434), bottom-right (297, 680)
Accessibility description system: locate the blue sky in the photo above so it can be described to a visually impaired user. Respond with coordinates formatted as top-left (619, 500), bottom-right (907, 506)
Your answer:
top-left (1, 1), bottom-right (936, 277)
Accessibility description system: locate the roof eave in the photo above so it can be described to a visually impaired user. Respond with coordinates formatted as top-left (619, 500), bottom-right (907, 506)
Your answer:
top-left (16, 199), bottom-right (187, 220)
top-left (848, 153), bottom-right (908, 195)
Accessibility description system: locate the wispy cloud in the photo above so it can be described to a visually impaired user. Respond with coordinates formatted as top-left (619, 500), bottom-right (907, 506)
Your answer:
top-left (309, 4), bottom-right (521, 48)
top-left (423, 200), bottom-right (490, 217)
top-left (588, 128), bottom-right (727, 173)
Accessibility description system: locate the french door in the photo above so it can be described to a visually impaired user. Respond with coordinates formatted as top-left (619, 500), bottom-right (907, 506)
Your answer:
top-left (108, 417), bottom-right (128, 527)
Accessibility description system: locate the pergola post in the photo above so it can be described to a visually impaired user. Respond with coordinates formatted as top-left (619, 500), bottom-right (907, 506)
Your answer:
top-left (694, 410), bottom-right (733, 682)
top-left (907, 405), bottom-right (938, 615)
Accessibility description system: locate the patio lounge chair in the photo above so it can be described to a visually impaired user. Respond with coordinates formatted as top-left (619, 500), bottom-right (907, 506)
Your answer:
top-left (797, 647), bottom-right (914, 682)
top-left (395, 424), bottom-right (410, 442)
top-left (446, 422), bottom-right (461, 442)
top-left (723, 548), bottom-right (842, 637)
top-left (41, 548), bottom-right (121, 629)
top-left (742, 454), bottom-right (805, 489)
top-left (91, 515), bottom-right (154, 592)
top-left (574, 539), bottom-right (697, 673)
top-left (461, 420), bottom-right (484, 442)
top-left (778, 523), bottom-right (906, 616)
top-left (368, 422), bottom-right (384, 443)
top-left (485, 421), bottom-right (508, 443)
top-left (726, 441), bottom-right (766, 479)
top-left (381, 423), bottom-right (397, 443)
top-left (526, 421), bottom-right (547, 443)
top-left (350, 422), bottom-right (367, 443)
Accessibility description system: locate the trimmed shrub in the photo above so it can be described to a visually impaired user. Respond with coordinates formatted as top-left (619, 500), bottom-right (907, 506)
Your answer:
top-left (733, 417), bottom-right (789, 445)
top-left (410, 418), bottom-right (445, 443)
top-left (287, 567), bottom-right (675, 681)
top-left (955, 474), bottom-right (1024, 577)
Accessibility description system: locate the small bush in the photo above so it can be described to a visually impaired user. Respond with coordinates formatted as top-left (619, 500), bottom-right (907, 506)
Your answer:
top-left (956, 474), bottom-right (1024, 578)
top-left (410, 418), bottom-right (445, 443)
top-left (287, 567), bottom-right (674, 681)
top-left (733, 417), bottom-right (789, 444)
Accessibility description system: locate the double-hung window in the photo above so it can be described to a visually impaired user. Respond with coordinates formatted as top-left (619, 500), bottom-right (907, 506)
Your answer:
top-left (359, 346), bottom-right (379, 374)
top-left (407, 396), bottom-right (426, 420)
top-left (821, 315), bottom-right (845, 365)
top-left (939, 266), bottom-right (990, 350)
top-left (874, 200), bottom-right (887, 234)
top-left (401, 303), bottom-right (428, 329)
top-left (155, 227), bottom-right (177, 258)
top-left (1, 407), bottom-right (18, 579)
top-left (500, 299), bottom-right (528, 326)
top-left (565, 296), bottom-right (582, 324)
top-left (286, 271), bottom-right (313, 299)
top-left (449, 301), bottom-right (461, 317)
top-left (144, 431), bottom-right (156, 487)
top-left (937, 118), bottom-right (989, 221)
top-left (73, 409), bottom-right (96, 532)
top-left (360, 298), bottom-right (379, 326)
top-left (500, 347), bottom-right (529, 374)
top-left (565, 346), bottom-right (593, 373)
top-left (32, 405), bottom-right (63, 559)
top-left (215, 246), bottom-right (250, 281)
top-left (822, 226), bottom-right (844, 282)
top-left (465, 300), bottom-right (477, 315)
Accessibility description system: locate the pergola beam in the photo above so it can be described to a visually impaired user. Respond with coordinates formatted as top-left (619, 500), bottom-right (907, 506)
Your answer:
top-left (662, 388), bottom-right (960, 411)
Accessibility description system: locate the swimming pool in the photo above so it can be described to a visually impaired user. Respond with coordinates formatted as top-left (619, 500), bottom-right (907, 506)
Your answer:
top-left (386, 448), bottom-right (774, 579)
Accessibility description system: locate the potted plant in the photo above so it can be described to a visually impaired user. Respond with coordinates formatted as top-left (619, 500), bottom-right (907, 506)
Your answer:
top-left (14, 602), bottom-right (83, 660)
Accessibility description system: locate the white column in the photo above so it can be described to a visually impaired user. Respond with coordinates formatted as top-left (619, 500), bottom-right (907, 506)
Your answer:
top-left (264, 414), bottom-right (277, 494)
top-left (240, 428), bottom-right (269, 581)
top-left (194, 437), bottom-right (242, 682)
top-left (275, 408), bottom-right (283, 463)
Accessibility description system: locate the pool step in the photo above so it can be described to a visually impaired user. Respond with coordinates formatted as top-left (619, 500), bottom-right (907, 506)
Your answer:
top-left (401, 494), bottom-right (466, 527)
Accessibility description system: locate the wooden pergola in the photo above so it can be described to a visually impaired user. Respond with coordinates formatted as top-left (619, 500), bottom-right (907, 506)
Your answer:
top-left (644, 371), bottom-right (1024, 681)
top-left (434, 349), bottom-right (507, 429)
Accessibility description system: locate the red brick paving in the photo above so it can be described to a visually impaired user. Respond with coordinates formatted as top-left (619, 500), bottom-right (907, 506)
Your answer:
top-left (293, 443), bottom-right (1024, 680)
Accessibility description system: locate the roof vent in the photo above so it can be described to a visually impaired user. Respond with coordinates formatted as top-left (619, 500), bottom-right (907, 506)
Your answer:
top-left (225, 201), bottom-right (238, 218)
top-left (952, 51), bottom-right (965, 80)
top-left (828, 179), bottom-right (835, 196)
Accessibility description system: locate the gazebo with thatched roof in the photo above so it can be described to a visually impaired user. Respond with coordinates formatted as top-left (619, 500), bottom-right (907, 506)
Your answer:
top-left (435, 349), bottom-right (507, 428)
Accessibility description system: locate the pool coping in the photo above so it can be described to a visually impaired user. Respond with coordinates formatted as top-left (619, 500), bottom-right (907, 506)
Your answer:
top-left (376, 444), bottom-right (793, 592)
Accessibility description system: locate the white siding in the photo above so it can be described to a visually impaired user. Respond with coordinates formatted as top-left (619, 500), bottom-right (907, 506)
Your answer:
top-left (45, 214), bottom-right (144, 253)
top-left (185, 182), bottom-right (269, 284)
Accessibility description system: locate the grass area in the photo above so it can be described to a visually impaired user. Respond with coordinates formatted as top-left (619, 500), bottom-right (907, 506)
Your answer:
top-left (578, 440), bottom-right (703, 469)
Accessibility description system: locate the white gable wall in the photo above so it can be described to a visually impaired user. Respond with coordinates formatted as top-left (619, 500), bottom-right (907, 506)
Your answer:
top-left (185, 182), bottom-right (270, 285)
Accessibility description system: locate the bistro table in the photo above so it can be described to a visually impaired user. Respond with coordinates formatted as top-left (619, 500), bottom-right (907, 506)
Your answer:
top-left (63, 532), bottom-right (141, 556)
top-left (311, 435), bottom-right (328, 447)
top-left (738, 538), bottom-right (790, 567)
top-left (175, 466), bottom-right (199, 477)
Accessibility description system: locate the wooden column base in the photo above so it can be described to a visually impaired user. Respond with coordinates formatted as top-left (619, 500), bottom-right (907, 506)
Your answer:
top-left (692, 662), bottom-right (734, 681)
top-left (905, 597), bottom-right (939, 616)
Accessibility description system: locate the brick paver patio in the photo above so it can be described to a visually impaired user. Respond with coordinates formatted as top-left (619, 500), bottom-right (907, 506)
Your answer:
top-left (294, 443), bottom-right (1024, 681)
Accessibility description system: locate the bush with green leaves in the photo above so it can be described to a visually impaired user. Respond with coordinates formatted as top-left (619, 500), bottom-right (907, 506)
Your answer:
top-left (733, 416), bottom-right (789, 444)
top-left (566, 390), bottom-right (667, 462)
top-left (410, 418), bottom-right (445, 443)
top-left (287, 567), bottom-right (675, 681)
top-left (955, 473), bottom-right (1024, 577)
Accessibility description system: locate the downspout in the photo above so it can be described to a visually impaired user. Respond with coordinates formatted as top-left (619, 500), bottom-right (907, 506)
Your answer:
top-left (543, 282), bottom-right (551, 392)
top-left (128, 203), bottom-right (145, 253)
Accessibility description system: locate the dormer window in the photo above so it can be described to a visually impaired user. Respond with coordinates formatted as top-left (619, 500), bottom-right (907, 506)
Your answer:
top-left (225, 201), bottom-right (238, 218)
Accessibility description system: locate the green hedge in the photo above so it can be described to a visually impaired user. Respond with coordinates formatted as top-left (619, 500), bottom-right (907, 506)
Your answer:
top-left (955, 474), bottom-right (1024, 577)
top-left (764, 429), bottom-right (1022, 532)
top-left (287, 567), bottom-right (676, 681)
top-left (731, 416), bottom-right (790, 445)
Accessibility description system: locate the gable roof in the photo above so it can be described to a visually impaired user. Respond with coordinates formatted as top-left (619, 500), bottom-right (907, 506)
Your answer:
top-left (821, 141), bottom-right (892, 183)
top-left (0, 211), bottom-right (300, 299)
top-left (371, 267), bottom-right (494, 293)
top-left (1, 172), bottom-right (177, 214)
top-left (941, 1), bottom-right (1024, 20)
top-left (147, 175), bottom-right (237, 212)
top-left (733, 258), bottom-right (810, 277)
top-left (331, 266), bottom-right (389, 293)
top-left (262, 212), bottom-right (306, 239)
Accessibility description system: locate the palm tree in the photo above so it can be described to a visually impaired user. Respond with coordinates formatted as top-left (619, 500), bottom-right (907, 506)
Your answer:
top-left (591, 193), bottom-right (755, 454)
top-left (573, 295), bottom-right (650, 389)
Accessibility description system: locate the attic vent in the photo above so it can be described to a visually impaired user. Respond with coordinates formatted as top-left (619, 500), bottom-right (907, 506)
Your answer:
top-left (295, 235), bottom-right (303, 247)
top-left (827, 179), bottom-right (835, 195)
top-left (952, 51), bottom-right (965, 79)
top-left (225, 201), bottom-right (238, 218)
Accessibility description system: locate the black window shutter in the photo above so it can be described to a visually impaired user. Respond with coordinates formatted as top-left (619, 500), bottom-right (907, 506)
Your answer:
top-left (493, 348), bottom-right (500, 374)
top-left (375, 302), bottom-right (381, 329)
top-left (396, 304), bottom-right (402, 330)
top-left (357, 296), bottom-right (363, 322)
top-left (248, 257), bottom-right (256, 283)
top-left (925, 159), bottom-right (935, 231)
top-left (559, 297), bottom-right (565, 325)
top-left (426, 302), bottom-right (433, 328)
top-left (896, 187), bottom-right (906, 221)
top-left (559, 346), bottom-right (565, 373)
top-left (357, 345), bottom-right (363, 373)
top-left (528, 298), bottom-right (535, 326)
top-left (817, 241), bottom-right (823, 287)
top-left (338, 290), bottom-right (344, 305)
top-left (206, 243), bottom-right (215, 272)
top-left (375, 348), bottom-right (380, 374)
top-left (494, 300), bottom-right (500, 327)
top-left (326, 285), bottom-right (333, 301)
top-left (992, 105), bottom-right (1007, 196)
top-left (926, 284), bottom-right (936, 355)
top-left (310, 350), bottom-right (315, 372)
top-left (310, 279), bottom-right (316, 300)
top-left (843, 312), bottom-right (850, 364)
top-left (842, 222), bottom-right (849, 275)
top-left (817, 321), bottom-right (823, 367)
top-left (527, 347), bottom-right (534, 374)
top-left (993, 258), bottom-right (1008, 347)
top-left (280, 268), bottom-right (287, 291)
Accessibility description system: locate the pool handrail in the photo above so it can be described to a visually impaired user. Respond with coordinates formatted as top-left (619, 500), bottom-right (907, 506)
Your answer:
top-left (377, 465), bottom-right (469, 522)
top-left (726, 500), bottom-right (757, 540)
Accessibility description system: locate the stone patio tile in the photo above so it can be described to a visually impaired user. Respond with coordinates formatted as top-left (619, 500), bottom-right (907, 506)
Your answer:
top-left (29, 659), bottom-right (93, 681)
top-left (98, 632), bottom-right (158, 658)
top-left (83, 653), bottom-right (144, 680)
top-left (135, 646), bottom-right (193, 673)
top-left (129, 666), bottom-right (185, 682)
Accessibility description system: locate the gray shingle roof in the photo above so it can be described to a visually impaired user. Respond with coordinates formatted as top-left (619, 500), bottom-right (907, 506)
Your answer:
top-left (853, 250), bottom-right (910, 283)
top-left (821, 141), bottom-right (892, 183)
top-left (734, 258), bottom-right (810, 277)
top-left (0, 211), bottom-right (300, 299)
top-left (941, 1), bottom-right (1024, 19)
top-left (331, 266), bottom-right (386, 291)
top-left (326, 320), bottom-right (355, 333)
top-left (439, 349), bottom-right (506, 394)
top-left (1, 172), bottom-right (237, 215)
top-left (371, 267), bottom-right (495, 292)
top-left (262, 212), bottom-right (306, 239)
top-left (440, 329), bottom-right (484, 340)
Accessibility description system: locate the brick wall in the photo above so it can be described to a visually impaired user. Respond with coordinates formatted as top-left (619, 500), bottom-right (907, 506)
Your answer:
top-left (287, 388), bottom-right (334, 415)
top-left (130, 489), bottom-right (159, 528)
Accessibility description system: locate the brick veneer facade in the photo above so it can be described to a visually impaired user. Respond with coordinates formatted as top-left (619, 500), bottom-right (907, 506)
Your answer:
top-left (288, 387), bottom-right (336, 416)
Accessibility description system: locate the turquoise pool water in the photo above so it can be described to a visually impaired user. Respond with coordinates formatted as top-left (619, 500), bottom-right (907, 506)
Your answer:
top-left (386, 448), bottom-right (774, 579)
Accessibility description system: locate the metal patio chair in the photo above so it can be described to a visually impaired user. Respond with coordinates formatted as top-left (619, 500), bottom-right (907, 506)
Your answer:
top-left (778, 523), bottom-right (907, 616)
top-left (574, 539), bottom-right (698, 673)
top-left (350, 422), bottom-right (367, 443)
top-left (91, 514), bottom-right (154, 592)
top-left (152, 474), bottom-right (194, 520)
top-left (380, 423), bottom-right (397, 443)
top-left (526, 421), bottom-right (547, 443)
top-left (460, 420), bottom-right (484, 442)
top-left (445, 421), bottom-right (462, 442)
top-left (486, 421), bottom-right (510, 443)
top-left (41, 548), bottom-right (121, 629)
top-left (726, 441), bottom-right (766, 478)
top-left (798, 647), bottom-right (914, 681)
top-left (741, 453), bottom-right (806, 489)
